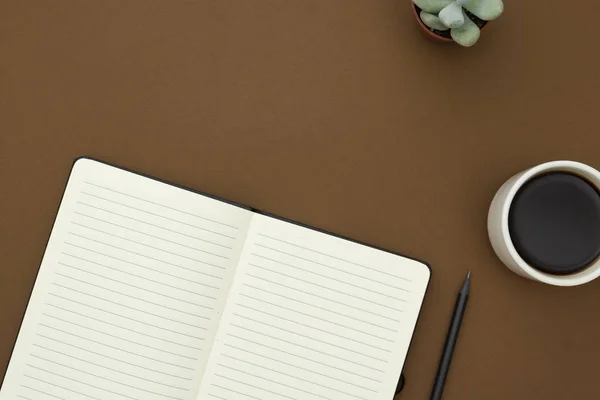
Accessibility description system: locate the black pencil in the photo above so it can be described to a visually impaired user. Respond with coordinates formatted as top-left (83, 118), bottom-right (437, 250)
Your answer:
top-left (430, 271), bottom-right (470, 400)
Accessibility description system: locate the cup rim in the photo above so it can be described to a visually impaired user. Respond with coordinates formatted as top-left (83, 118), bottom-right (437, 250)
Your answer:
top-left (500, 161), bottom-right (600, 286)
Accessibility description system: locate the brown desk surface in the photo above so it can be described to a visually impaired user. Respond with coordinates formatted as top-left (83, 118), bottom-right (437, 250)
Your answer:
top-left (1, 1), bottom-right (599, 399)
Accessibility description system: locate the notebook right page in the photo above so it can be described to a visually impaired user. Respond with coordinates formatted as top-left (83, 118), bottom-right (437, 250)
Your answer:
top-left (197, 214), bottom-right (430, 400)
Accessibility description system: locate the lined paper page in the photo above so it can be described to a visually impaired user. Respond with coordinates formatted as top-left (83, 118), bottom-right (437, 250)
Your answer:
top-left (0, 159), bottom-right (253, 400)
top-left (198, 214), bottom-right (430, 400)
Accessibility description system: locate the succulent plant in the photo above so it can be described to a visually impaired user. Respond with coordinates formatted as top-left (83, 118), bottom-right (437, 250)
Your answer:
top-left (413, 0), bottom-right (504, 47)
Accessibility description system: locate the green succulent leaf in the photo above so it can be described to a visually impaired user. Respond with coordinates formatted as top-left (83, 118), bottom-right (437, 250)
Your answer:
top-left (451, 11), bottom-right (481, 47)
top-left (413, 0), bottom-right (453, 14)
top-left (439, 2), bottom-right (465, 29)
top-left (461, 0), bottom-right (504, 21)
top-left (420, 11), bottom-right (450, 31)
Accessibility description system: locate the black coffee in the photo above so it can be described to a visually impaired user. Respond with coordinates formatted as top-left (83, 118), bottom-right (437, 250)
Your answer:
top-left (508, 172), bottom-right (600, 275)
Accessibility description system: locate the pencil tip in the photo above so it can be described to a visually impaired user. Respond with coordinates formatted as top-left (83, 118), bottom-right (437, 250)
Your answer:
top-left (461, 271), bottom-right (471, 294)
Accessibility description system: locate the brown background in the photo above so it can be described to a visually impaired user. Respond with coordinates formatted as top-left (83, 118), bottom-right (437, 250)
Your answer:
top-left (1, 1), bottom-right (599, 399)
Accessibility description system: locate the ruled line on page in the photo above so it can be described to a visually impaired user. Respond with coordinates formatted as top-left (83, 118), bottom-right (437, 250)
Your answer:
top-left (248, 263), bottom-right (404, 310)
top-left (52, 279), bottom-right (209, 318)
top-left (241, 285), bottom-right (397, 332)
top-left (68, 232), bottom-right (224, 270)
top-left (254, 243), bottom-right (411, 293)
top-left (228, 324), bottom-right (386, 373)
top-left (45, 297), bottom-right (206, 339)
top-left (219, 354), bottom-right (371, 400)
top-left (235, 303), bottom-right (391, 353)
top-left (27, 362), bottom-right (186, 400)
top-left (223, 343), bottom-right (378, 391)
top-left (48, 291), bottom-right (208, 329)
top-left (63, 250), bottom-right (222, 286)
top-left (63, 246), bottom-right (223, 283)
top-left (237, 293), bottom-right (393, 342)
top-left (41, 314), bottom-right (199, 360)
top-left (30, 353), bottom-right (189, 391)
top-left (82, 181), bottom-right (240, 230)
top-left (74, 212), bottom-right (233, 257)
top-left (72, 220), bottom-right (229, 261)
top-left (251, 253), bottom-right (406, 302)
top-left (210, 383), bottom-right (262, 400)
top-left (58, 260), bottom-right (217, 304)
top-left (216, 363), bottom-right (334, 400)
top-left (23, 375), bottom-right (100, 400)
top-left (70, 225), bottom-right (228, 266)
top-left (21, 381), bottom-right (70, 400)
top-left (37, 327), bottom-right (195, 371)
top-left (26, 365), bottom-right (144, 400)
top-left (33, 337), bottom-right (193, 380)
top-left (225, 335), bottom-right (382, 382)
top-left (232, 313), bottom-right (388, 362)
top-left (32, 344), bottom-right (191, 389)
top-left (75, 202), bottom-right (233, 248)
top-left (213, 374), bottom-right (297, 400)
top-left (246, 272), bottom-right (402, 321)
top-left (79, 194), bottom-right (236, 240)
top-left (258, 233), bottom-right (413, 282)
top-left (207, 394), bottom-right (227, 400)
top-left (43, 306), bottom-right (201, 350)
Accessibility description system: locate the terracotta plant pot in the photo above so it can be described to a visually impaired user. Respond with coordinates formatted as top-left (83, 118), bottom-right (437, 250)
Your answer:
top-left (412, 3), bottom-right (487, 44)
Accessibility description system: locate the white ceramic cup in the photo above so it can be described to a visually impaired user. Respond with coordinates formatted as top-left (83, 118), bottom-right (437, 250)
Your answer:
top-left (488, 160), bottom-right (600, 286)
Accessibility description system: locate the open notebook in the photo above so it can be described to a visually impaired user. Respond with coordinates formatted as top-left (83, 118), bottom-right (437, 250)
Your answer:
top-left (0, 158), bottom-right (430, 400)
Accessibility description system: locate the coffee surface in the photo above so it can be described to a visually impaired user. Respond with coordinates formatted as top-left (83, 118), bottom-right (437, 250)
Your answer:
top-left (509, 172), bottom-right (600, 275)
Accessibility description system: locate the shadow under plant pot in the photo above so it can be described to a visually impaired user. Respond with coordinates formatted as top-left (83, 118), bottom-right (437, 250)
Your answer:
top-left (412, 3), bottom-right (487, 44)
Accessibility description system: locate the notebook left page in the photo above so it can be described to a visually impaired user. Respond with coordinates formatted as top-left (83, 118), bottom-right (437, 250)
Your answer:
top-left (0, 158), bottom-right (253, 400)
